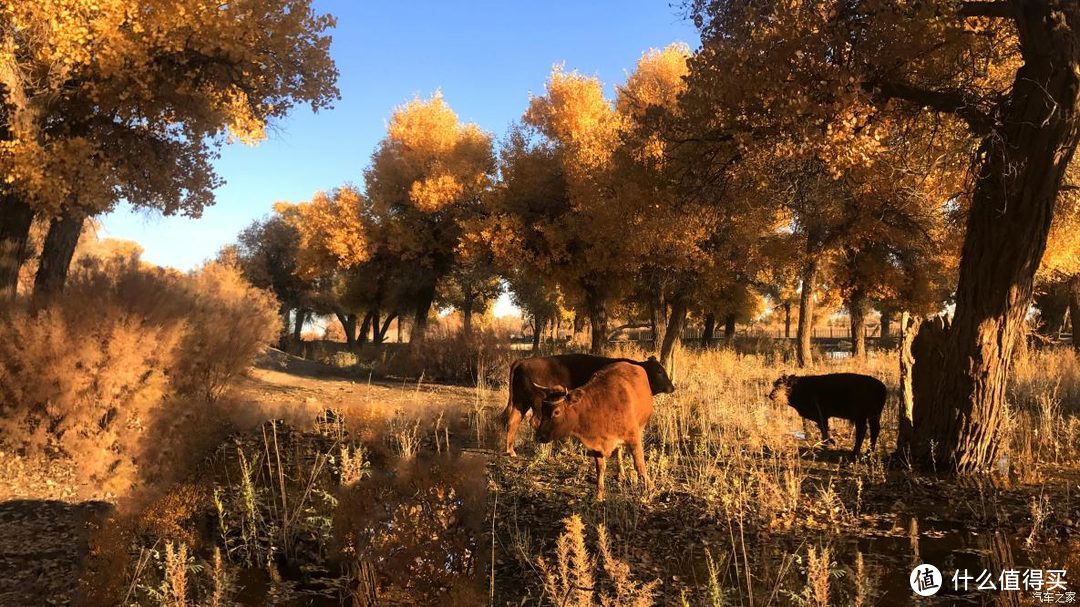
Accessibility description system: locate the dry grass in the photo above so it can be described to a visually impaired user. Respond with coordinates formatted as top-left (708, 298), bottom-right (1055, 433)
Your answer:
top-left (0, 260), bottom-right (280, 498)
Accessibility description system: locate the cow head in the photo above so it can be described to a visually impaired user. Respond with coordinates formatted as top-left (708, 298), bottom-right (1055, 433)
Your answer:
top-left (531, 382), bottom-right (581, 443)
top-left (769, 374), bottom-right (795, 405)
top-left (641, 356), bottom-right (676, 394)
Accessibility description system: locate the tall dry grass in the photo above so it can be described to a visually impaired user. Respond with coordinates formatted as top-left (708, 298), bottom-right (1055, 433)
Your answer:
top-left (0, 259), bottom-right (281, 496)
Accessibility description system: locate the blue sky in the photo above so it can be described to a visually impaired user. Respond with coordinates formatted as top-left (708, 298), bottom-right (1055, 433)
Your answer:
top-left (99, 0), bottom-right (698, 314)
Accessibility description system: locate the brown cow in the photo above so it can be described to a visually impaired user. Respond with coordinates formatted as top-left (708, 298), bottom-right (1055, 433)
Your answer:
top-left (532, 362), bottom-right (654, 500)
top-left (502, 353), bottom-right (674, 456)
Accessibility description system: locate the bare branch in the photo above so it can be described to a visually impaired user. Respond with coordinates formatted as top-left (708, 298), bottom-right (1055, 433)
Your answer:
top-left (864, 79), bottom-right (996, 135)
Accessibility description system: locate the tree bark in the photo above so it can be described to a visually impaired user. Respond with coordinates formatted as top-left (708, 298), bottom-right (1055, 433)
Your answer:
top-left (659, 296), bottom-right (688, 366)
top-left (279, 306), bottom-right (292, 349)
top-left (531, 312), bottom-right (545, 353)
top-left (357, 310), bottom-right (374, 345)
top-left (336, 312), bottom-right (357, 348)
top-left (34, 209), bottom-right (85, 297)
top-left (587, 293), bottom-right (608, 354)
top-left (783, 302), bottom-right (792, 339)
top-left (1068, 276), bottom-right (1080, 353)
top-left (723, 312), bottom-right (736, 340)
top-left (462, 297), bottom-right (474, 338)
top-left (0, 194), bottom-right (34, 297)
top-left (848, 290), bottom-right (868, 360)
top-left (410, 281), bottom-right (437, 343)
top-left (880, 310), bottom-right (893, 340)
top-left (292, 308), bottom-right (308, 342)
top-left (650, 294), bottom-right (667, 349)
top-left (910, 6), bottom-right (1080, 474)
top-left (701, 312), bottom-right (716, 348)
top-left (796, 259), bottom-right (819, 368)
top-left (896, 312), bottom-right (922, 458)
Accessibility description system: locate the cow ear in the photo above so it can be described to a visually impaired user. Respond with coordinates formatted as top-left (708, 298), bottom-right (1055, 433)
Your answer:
top-left (566, 390), bottom-right (583, 404)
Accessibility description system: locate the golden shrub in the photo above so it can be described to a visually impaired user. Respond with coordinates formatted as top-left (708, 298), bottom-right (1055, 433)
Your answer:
top-left (0, 260), bottom-right (281, 495)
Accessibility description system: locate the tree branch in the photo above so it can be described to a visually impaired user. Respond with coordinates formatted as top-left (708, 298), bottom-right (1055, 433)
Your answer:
top-left (864, 79), bottom-right (996, 135)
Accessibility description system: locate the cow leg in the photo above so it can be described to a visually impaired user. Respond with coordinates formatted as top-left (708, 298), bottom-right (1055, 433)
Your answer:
top-left (868, 414), bottom-right (881, 451)
top-left (613, 446), bottom-right (625, 482)
top-left (594, 452), bottom-right (607, 501)
top-left (504, 405), bottom-right (525, 457)
top-left (816, 418), bottom-right (831, 445)
top-left (853, 418), bottom-right (867, 457)
top-left (631, 439), bottom-right (650, 490)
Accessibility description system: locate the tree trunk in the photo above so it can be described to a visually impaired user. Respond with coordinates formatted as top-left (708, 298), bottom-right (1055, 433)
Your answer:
top-left (587, 294), bottom-right (608, 354)
top-left (410, 281), bottom-right (437, 343)
top-left (371, 309), bottom-right (380, 342)
top-left (650, 294), bottom-right (667, 349)
top-left (376, 313), bottom-right (396, 343)
top-left (293, 308), bottom-right (307, 342)
top-left (0, 194), bottom-right (34, 296)
top-left (531, 312), bottom-right (545, 353)
top-left (910, 8), bottom-right (1080, 474)
top-left (701, 313), bottom-right (716, 348)
top-left (896, 312), bottom-right (922, 458)
top-left (336, 312), bottom-right (357, 348)
top-left (357, 310), bottom-right (374, 345)
top-left (1068, 276), bottom-right (1080, 353)
top-left (396, 316), bottom-right (403, 343)
top-left (279, 306), bottom-right (292, 349)
top-left (659, 297), bottom-right (689, 366)
top-left (723, 312), bottom-right (736, 340)
top-left (462, 287), bottom-right (474, 338)
top-left (34, 209), bottom-right (85, 297)
top-left (784, 302), bottom-right (792, 339)
top-left (796, 259), bottom-right (819, 368)
top-left (880, 310), bottom-right (893, 340)
top-left (848, 291), bottom-right (868, 360)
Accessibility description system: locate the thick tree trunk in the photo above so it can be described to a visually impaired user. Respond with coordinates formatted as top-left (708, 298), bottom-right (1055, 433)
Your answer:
top-left (410, 282), bottom-right (437, 343)
top-left (701, 312), bottom-right (716, 348)
top-left (336, 312), bottom-right (357, 348)
top-left (659, 297), bottom-right (688, 366)
top-left (357, 311), bottom-right (374, 345)
top-left (783, 302), bottom-right (792, 339)
top-left (896, 312), bottom-right (922, 458)
top-left (34, 209), bottom-right (85, 297)
top-left (723, 312), bottom-right (736, 340)
top-left (848, 291), bottom-right (868, 360)
top-left (910, 7), bottom-right (1080, 473)
top-left (531, 312), bottom-right (545, 353)
top-left (796, 259), bottom-right (819, 368)
top-left (0, 194), bottom-right (34, 296)
top-left (650, 294), bottom-right (667, 349)
top-left (462, 297), bottom-right (473, 338)
top-left (279, 306), bottom-right (292, 349)
top-left (880, 310), bottom-right (893, 340)
top-left (293, 308), bottom-right (308, 342)
top-left (587, 295), bottom-right (608, 354)
top-left (1068, 276), bottom-right (1080, 353)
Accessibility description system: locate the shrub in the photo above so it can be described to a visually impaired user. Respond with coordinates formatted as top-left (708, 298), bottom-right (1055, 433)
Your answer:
top-left (392, 325), bottom-right (516, 386)
top-left (0, 260), bottom-right (281, 495)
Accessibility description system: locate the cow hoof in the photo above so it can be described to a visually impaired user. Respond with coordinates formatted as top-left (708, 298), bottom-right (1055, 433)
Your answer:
top-left (504, 450), bottom-right (517, 458)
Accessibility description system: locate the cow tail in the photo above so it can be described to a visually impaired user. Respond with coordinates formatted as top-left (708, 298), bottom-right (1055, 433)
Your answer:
top-left (501, 360), bottom-right (520, 427)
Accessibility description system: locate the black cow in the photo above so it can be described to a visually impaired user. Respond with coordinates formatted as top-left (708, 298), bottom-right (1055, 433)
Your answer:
top-left (769, 373), bottom-right (887, 455)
